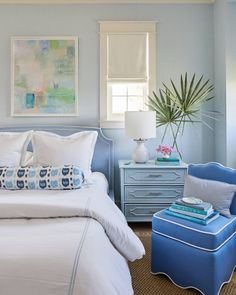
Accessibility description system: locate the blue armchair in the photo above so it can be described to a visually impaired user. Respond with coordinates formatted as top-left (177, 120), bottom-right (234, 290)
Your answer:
top-left (151, 162), bottom-right (236, 295)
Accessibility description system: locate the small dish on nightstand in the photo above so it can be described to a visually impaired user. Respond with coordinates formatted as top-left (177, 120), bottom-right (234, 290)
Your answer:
top-left (182, 197), bottom-right (203, 205)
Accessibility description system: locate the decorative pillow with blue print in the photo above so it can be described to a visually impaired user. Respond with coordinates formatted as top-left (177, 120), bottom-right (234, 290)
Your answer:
top-left (0, 165), bottom-right (84, 190)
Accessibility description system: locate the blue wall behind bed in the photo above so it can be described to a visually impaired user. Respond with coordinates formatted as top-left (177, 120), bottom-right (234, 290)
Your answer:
top-left (0, 2), bottom-right (224, 203)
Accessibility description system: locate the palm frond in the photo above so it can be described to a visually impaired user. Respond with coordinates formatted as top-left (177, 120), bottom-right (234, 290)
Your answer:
top-left (147, 73), bottom-right (216, 158)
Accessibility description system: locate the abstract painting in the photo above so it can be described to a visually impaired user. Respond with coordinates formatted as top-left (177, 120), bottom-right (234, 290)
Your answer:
top-left (11, 37), bottom-right (78, 116)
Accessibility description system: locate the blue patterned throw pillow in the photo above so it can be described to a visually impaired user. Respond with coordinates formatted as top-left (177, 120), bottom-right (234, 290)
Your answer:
top-left (0, 165), bottom-right (84, 190)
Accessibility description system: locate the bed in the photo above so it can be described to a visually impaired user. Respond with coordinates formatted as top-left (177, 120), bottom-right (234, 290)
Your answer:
top-left (0, 125), bottom-right (145, 295)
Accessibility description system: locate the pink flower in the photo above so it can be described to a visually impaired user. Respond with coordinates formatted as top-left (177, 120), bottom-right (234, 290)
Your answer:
top-left (156, 144), bottom-right (174, 156)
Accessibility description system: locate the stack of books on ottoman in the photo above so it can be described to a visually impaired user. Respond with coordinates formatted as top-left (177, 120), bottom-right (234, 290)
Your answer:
top-left (165, 197), bottom-right (220, 225)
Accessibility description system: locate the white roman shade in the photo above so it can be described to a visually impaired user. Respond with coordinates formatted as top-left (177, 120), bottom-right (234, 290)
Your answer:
top-left (100, 21), bottom-right (157, 128)
top-left (107, 33), bottom-right (148, 80)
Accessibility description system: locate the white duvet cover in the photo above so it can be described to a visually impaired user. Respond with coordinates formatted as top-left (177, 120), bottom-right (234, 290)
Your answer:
top-left (0, 173), bottom-right (145, 295)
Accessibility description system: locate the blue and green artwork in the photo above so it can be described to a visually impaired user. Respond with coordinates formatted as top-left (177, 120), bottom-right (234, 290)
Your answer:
top-left (12, 37), bottom-right (78, 116)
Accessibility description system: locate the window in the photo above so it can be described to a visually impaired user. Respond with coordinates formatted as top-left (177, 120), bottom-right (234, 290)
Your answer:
top-left (100, 21), bottom-right (156, 128)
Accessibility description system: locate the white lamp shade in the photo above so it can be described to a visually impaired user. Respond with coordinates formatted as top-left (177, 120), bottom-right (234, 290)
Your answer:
top-left (125, 111), bottom-right (156, 140)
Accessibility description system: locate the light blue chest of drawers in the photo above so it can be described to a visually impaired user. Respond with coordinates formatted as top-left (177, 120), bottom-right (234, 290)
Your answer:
top-left (119, 160), bottom-right (188, 222)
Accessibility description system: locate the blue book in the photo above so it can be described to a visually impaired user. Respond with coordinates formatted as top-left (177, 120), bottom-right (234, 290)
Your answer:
top-left (171, 203), bottom-right (213, 216)
top-left (176, 198), bottom-right (212, 211)
top-left (169, 207), bottom-right (213, 220)
top-left (165, 209), bottom-right (220, 225)
top-left (156, 157), bottom-right (180, 162)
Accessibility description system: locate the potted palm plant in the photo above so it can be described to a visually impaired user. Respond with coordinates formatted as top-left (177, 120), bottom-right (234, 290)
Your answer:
top-left (147, 73), bottom-right (215, 159)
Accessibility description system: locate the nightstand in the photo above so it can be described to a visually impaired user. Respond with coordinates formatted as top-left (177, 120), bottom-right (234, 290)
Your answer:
top-left (119, 160), bottom-right (188, 222)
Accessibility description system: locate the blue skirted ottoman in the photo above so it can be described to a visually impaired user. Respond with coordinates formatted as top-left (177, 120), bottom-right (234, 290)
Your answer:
top-left (151, 162), bottom-right (236, 295)
top-left (151, 209), bottom-right (236, 295)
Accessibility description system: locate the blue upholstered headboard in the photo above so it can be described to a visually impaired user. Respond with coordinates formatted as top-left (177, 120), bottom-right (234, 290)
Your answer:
top-left (0, 125), bottom-right (114, 194)
top-left (188, 162), bottom-right (236, 215)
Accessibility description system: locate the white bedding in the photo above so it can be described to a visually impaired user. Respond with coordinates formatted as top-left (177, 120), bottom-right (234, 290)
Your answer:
top-left (0, 174), bottom-right (145, 295)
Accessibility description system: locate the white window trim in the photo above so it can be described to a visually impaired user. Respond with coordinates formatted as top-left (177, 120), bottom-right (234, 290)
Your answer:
top-left (99, 21), bottom-right (157, 128)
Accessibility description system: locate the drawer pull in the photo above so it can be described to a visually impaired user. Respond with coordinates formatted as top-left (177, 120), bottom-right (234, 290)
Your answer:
top-left (130, 211), bottom-right (156, 216)
top-left (129, 191), bottom-right (162, 197)
top-left (128, 192), bottom-right (162, 199)
top-left (149, 210), bottom-right (157, 214)
top-left (130, 207), bottom-right (158, 216)
top-left (147, 192), bottom-right (162, 196)
top-left (146, 174), bottom-right (162, 178)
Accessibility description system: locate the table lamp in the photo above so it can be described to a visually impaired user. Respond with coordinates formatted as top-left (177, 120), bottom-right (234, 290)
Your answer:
top-left (125, 111), bottom-right (156, 163)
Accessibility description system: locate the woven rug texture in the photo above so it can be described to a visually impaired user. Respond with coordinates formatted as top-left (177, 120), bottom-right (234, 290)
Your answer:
top-left (129, 224), bottom-right (236, 295)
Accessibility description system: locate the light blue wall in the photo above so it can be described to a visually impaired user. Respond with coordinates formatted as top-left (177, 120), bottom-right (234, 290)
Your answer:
top-left (213, 0), bottom-right (236, 168)
top-left (0, 3), bottom-right (214, 202)
top-left (226, 2), bottom-right (236, 167)
top-left (214, 0), bottom-right (227, 165)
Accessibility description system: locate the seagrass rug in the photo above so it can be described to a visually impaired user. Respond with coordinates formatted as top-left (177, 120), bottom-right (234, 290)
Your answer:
top-left (129, 223), bottom-right (236, 295)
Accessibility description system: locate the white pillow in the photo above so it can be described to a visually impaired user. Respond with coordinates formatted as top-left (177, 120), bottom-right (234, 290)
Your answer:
top-left (184, 174), bottom-right (236, 218)
top-left (0, 131), bottom-right (32, 166)
top-left (22, 151), bottom-right (34, 167)
top-left (32, 131), bottom-right (98, 180)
